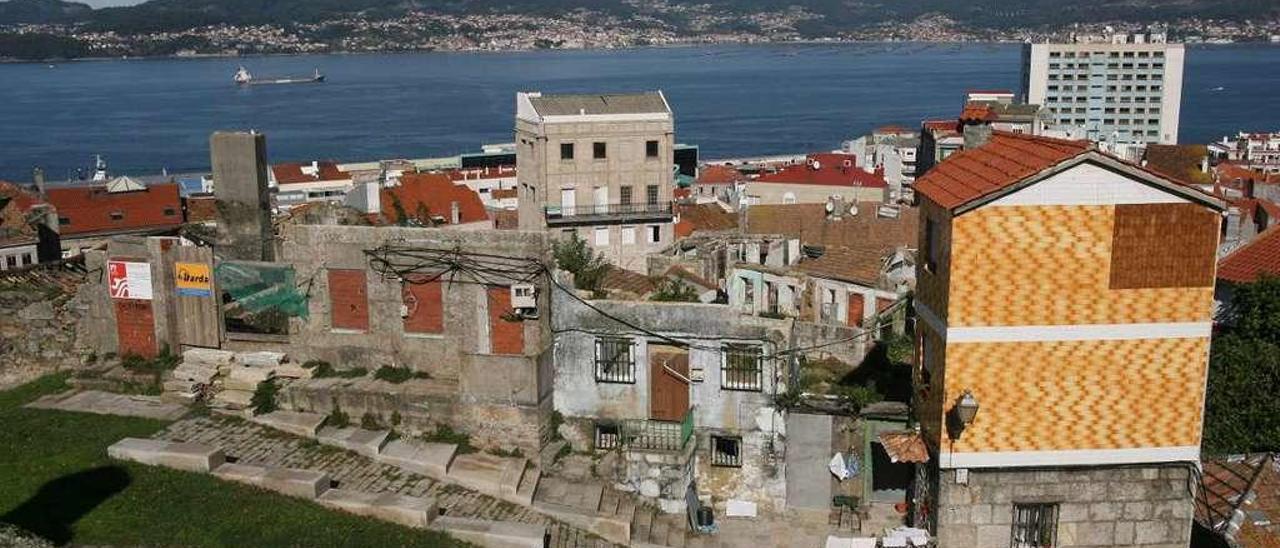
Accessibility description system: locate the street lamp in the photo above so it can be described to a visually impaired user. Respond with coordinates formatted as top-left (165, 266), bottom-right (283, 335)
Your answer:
top-left (954, 390), bottom-right (979, 426)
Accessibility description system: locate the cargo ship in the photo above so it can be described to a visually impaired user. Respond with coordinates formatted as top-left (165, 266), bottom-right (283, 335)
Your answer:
top-left (234, 66), bottom-right (325, 86)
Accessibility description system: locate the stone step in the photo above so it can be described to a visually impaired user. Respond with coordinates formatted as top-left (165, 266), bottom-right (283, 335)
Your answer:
top-left (108, 437), bottom-right (226, 473)
top-left (161, 391), bottom-right (199, 405)
top-left (211, 389), bottom-right (253, 409)
top-left (252, 410), bottom-right (327, 438)
top-left (615, 495), bottom-right (637, 523)
top-left (170, 365), bottom-right (218, 384)
top-left (317, 488), bottom-right (438, 529)
top-left (376, 439), bottom-right (456, 478)
top-left (238, 351), bottom-right (286, 367)
top-left (212, 463), bottom-right (330, 499)
top-left (432, 516), bottom-right (545, 548)
top-left (182, 348), bottom-right (236, 367)
top-left (539, 440), bottom-right (567, 468)
top-left (162, 379), bottom-right (197, 394)
top-left (513, 464), bottom-right (540, 506)
top-left (447, 453), bottom-right (526, 500)
top-left (226, 366), bottom-right (274, 385)
top-left (272, 364), bottom-right (313, 379)
top-left (316, 426), bottom-right (389, 458)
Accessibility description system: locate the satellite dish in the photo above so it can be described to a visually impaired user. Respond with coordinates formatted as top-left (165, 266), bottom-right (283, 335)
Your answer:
top-left (811, 160), bottom-right (821, 170)
top-left (824, 199), bottom-right (835, 213)
top-left (849, 203), bottom-right (859, 216)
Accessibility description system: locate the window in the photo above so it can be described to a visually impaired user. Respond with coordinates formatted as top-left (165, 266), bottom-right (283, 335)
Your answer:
top-left (593, 142), bottom-right (607, 159)
top-left (646, 140), bottom-right (659, 158)
top-left (328, 269), bottom-right (369, 332)
top-left (109, 211), bottom-right (124, 221)
top-left (1011, 503), bottom-right (1059, 547)
top-left (710, 436), bottom-right (743, 467)
top-left (722, 344), bottom-right (763, 391)
top-left (924, 218), bottom-right (940, 272)
top-left (4, 256), bottom-right (15, 269)
top-left (646, 185), bottom-right (659, 205)
top-left (594, 227), bottom-right (609, 246)
top-left (647, 225), bottom-right (661, 244)
top-left (560, 143), bottom-right (574, 160)
top-left (163, 207), bottom-right (176, 216)
top-left (21, 253), bottom-right (32, 266)
top-left (619, 186), bottom-right (633, 205)
top-left (58, 216), bottom-right (70, 225)
top-left (402, 276), bottom-right (444, 334)
top-left (595, 336), bottom-right (635, 383)
top-left (595, 423), bottom-right (621, 450)
top-left (621, 226), bottom-right (636, 245)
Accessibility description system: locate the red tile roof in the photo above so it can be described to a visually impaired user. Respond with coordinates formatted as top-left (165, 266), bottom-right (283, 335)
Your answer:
top-left (381, 173), bottom-right (489, 226)
top-left (45, 182), bottom-right (182, 237)
top-left (795, 244), bottom-right (897, 286)
top-left (745, 203), bottom-right (918, 253)
top-left (0, 181), bottom-right (41, 212)
top-left (959, 102), bottom-right (996, 122)
top-left (673, 187), bottom-right (691, 200)
top-left (913, 132), bottom-right (1091, 210)
top-left (272, 161), bottom-right (348, 184)
top-left (490, 188), bottom-right (517, 200)
top-left (1197, 454), bottom-right (1280, 548)
top-left (675, 203), bottom-right (738, 238)
top-left (754, 153), bottom-right (886, 188)
top-left (184, 196), bottom-right (218, 223)
top-left (874, 124), bottom-right (914, 135)
top-left (878, 431), bottom-right (930, 464)
top-left (1219, 225), bottom-right (1280, 284)
top-left (695, 165), bottom-right (742, 185)
top-left (923, 119), bottom-right (959, 133)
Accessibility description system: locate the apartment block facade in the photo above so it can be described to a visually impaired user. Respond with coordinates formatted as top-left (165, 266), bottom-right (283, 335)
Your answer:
top-left (1021, 34), bottom-right (1185, 145)
top-left (913, 132), bottom-right (1223, 547)
top-left (515, 91), bottom-right (676, 273)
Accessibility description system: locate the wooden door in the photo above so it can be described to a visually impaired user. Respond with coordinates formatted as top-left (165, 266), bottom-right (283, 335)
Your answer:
top-left (649, 345), bottom-right (690, 422)
top-left (172, 245), bottom-right (221, 348)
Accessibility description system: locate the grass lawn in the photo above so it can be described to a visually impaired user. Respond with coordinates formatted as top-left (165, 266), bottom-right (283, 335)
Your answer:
top-left (0, 374), bottom-right (464, 547)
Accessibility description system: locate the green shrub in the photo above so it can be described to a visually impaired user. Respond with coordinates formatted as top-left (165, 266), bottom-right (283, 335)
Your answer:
top-left (487, 447), bottom-right (524, 458)
top-left (373, 366), bottom-right (429, 384)
top-left (360, 412), bottom-right (382, 430)
top-left (301, 360), bottom-right (330, 370)
top-left (327, 405), bottom-right (350, 428)
top-left (650, 277), bottom-right (700, 302)
top-left (250, 380), bottom-right (278, 416)
top-left (553, 233), bottom-right (609, 291)
top-left (311, 363), bottom-right (367, 379)
top-left (422, 425), bottom-right (475, 454)
top-left (390, 411), bottom-right (402, 427)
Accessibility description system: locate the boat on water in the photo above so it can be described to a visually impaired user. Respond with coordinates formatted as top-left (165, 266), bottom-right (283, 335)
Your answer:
top-left (234, 66), bottom-right (325, 86)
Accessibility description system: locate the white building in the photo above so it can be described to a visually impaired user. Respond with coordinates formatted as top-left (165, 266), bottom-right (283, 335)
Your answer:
top-left (1021, 32), bottom-right (1185, 145)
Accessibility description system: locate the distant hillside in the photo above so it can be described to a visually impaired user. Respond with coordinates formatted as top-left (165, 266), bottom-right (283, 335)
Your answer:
top-left (0, 0), bottom-right (92, 24)
top-left (3, 0), bottom-right (1278, 31)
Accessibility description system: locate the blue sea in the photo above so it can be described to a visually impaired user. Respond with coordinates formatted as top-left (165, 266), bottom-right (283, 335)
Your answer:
top-left (0, 43), bottom-right (1277, 181)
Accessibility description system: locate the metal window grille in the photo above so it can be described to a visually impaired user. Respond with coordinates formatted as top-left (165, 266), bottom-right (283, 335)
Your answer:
top-left (595, 336), bottom-right (635, 383)
top-left (722, 344), bottom-right (763, 391)
top-left (1011, 503), bottom-right (1059, 548)
top-left (646, 185), bottom-right (659, 205)
top-left (619, 186), bottom-right (633, 205)
top-left (595, 423), bottom-right (620, 450)
top-left (710, 436), bottom-right (742, 467)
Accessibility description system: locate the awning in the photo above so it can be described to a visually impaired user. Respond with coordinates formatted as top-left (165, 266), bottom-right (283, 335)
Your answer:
top-left (878, 430), bottom-right (929, 464)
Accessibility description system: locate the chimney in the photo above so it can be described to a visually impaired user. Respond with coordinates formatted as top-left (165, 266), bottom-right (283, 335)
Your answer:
top-left (964, 124), bottom-right (993, 150)
top-left (450, 201), bottom-right (461, 224)
top-left (32, 167), bottom-right (45, 196)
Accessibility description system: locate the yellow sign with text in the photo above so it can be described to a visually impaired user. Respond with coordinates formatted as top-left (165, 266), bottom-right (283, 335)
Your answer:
top-left (175, 262), bottom-right (213, 298)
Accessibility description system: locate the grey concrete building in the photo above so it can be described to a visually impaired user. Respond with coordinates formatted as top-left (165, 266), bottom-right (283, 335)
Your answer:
top-left (515, 91), bottom-right (677, 273)
top-left (210, 131), bottom-right (274, 261)
top-left (1021, 32), bottom-right (1185, 145)
top-left (550, 281), bottom-right (791, 514)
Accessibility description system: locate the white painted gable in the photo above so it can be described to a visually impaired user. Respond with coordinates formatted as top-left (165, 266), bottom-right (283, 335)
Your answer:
top-left (988, 162), bottom-right (1188, 207)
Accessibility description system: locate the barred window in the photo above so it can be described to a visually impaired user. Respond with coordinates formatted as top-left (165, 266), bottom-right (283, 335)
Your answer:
top-left (722, 344), bottom-right (763, 391)
top-left (595, 423), bottom-right (620, 450)
top-left (595, 336), bottom-right (635, 383)
top-left (1011, 503), bottom-right (1059, 548)
top-left (710, 436), bottom-right (742, 467)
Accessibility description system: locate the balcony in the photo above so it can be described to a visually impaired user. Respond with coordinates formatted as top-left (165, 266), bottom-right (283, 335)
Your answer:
top-left (544, 201), bottom-right (674, 226)
top-left (619, 408), bottom-right (695, 452)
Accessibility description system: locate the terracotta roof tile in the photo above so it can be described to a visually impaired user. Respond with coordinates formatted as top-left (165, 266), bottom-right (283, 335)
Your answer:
top-left (695, 165), bottom-right (743, 186)
top-left (914, 131), bottom-right (1091, 210)
top-left (754, 153), bottom-right (886, 188)
top-left (959, 102), bottom-right (995, 122)
top-left (878, 430), bottom-right (930, 463)
top-left (381, 173), bottom-right (489, 226)
top-left (600, 266), bottom-right (657, 297)
top-left (745, 204), bottom-right (917, 276)
top-left (1143, 144), bottom-right (1212, 186)
top-left (272, 161), bottom-right (348, 184)
top-left (184, 196), bottom-right (218, 223)
top-left (675, 203), bottom-right (738, 238)
top-left (1197, 454), bottom-right (1280, 547)
top-left (491, 188), bottom-right (517, 200)
top-left (45, 182), bottom-right (183, 237)
top-left (1219, 225), bottom-right (1280, 284)
top-left (795, 244), bottom-right (895, 286)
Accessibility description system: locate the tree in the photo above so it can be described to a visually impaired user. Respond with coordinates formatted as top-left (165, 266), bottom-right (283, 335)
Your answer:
top-left (552, 233), bottom-right (608, 292)
top-left (650, 277), bottom-right (699, 302)
top-left (1203, 276), bottom-right (1280, 454)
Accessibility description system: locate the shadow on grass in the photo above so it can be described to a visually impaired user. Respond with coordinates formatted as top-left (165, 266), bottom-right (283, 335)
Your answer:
top-left (1, 466), bottom-right (131, 545)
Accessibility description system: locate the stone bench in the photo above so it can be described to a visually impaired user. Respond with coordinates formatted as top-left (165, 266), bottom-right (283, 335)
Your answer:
top-left (316, 427), bottom-right (389, 458)
top-left (252, 410), bottom-right (327, 438)
top-left (108, 438), bottom-right (225, 473)
top-left (318, 489), bottom-right (438, 529)
top-left (375, 439), bottom-right (456, 478)
top-left (212, 463), bottom-right (330, 499)
top-left (447, 453), bottom-right (526, 500)
top-left (432, 516), bottom-right (545, 548)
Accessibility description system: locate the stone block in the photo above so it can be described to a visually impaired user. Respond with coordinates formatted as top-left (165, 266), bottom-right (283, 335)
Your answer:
top-left (1079, 521), bottom-right (1115, 545)
top-left (376, 439), bottom-right (456, 478)
top-left (316, 427), bottom-right (389, 457)
top-left (938, 524), bottom-right (976, 547)
top-left (970, 504), bottom-right (993, 525)
top-left (1108, 481), bottom-right (1150, 501)
top-left (432, 516), bottom-right (545, 548)
top-left (1134, 520), bottom-right (1174, 544)
top-left (214, 463), bottom-right (330, 499)
top-left (183, 348), bottom-right (236, 366)
top-left (1089, 501), bottom-right (1121, 521)
top-left (171, 365), bottom-right (218, 384)
top-left (239, 351), bottom-right (287, 367)
top-left (222, 378), bottom-right (262, 392)
top-left (447, 453), bottom-right (524, 499)
top-left (1115, 520), bottom-right (1136, 545)
top-left (253, 410), bottom-right (327, 438)
top-left (162, 380), bottom-right (197, 394)
top-left (1058, 503), bottom-right (1089, 523)
top-left (273, 364), bottom-right (313, 379)
top-left (1123, 501), bottom-right (1154, 520)
top-left (1152, 499), bottom-right (1191, 519)
top-left (228, 366), bottom-right (274, 385)
top-left (318, 489), bottom-right (438, 528)
top-left (975, 524), bottom-right (1008, 546)
top-left (108, 438), bottom-right (225, 473)
top-left (212, 389), bottom-right (253, 409)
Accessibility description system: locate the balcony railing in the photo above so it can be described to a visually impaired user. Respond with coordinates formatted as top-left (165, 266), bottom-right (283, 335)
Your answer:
top-left (619, 407), bottom-right (695, 452)
top-left (544, 201), bottom-right (674, 225)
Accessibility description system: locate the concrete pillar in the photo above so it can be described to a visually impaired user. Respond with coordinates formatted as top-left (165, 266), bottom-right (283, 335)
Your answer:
top-left (211, 131), bottom-right (273, 261)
